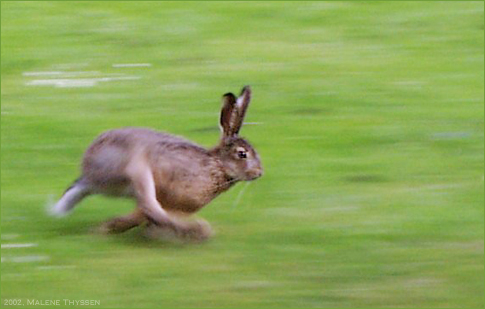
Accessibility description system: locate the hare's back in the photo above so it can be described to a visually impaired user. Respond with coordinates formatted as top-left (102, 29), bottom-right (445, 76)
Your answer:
top-left (81, 128), bottom-right (202, 189)
top-left (85, 127), bottom-right (199, 153)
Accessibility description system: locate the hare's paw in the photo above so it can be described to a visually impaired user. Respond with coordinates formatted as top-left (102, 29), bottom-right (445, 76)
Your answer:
top-left (143, 223), bottom-right (179, 242)
top-left (179, 218), bottom-right (214, 242)
top-left (144, 218), bottom-right (214, 243)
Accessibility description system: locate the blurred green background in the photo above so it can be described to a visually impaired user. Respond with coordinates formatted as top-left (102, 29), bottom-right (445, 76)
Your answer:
top-left (1, 1), bottom-right (484, 308)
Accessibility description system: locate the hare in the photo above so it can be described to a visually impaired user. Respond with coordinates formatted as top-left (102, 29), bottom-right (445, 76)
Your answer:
top-left (51, 86), bottom-right (262, 241)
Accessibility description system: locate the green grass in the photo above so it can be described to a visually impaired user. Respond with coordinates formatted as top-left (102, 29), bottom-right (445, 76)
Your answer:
top-left (1, 1), bottom-right (484, 308)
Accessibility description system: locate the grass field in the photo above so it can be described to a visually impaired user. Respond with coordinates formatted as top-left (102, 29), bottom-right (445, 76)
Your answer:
top-left (1, 2), bottom-right (484, 308)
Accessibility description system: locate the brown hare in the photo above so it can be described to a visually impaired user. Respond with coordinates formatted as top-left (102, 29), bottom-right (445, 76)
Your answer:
top-left (51, 86), bottom-right (262, 241)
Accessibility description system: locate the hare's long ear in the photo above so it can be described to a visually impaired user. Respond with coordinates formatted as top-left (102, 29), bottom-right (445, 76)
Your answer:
top-left (232, 85), bottom-right (251, 135)
top-left (220, 92), bottom-right (237, 137)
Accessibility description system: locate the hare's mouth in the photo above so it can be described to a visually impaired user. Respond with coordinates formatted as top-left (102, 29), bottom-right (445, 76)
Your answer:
top-left (246, 169), bottom-right (263, 181)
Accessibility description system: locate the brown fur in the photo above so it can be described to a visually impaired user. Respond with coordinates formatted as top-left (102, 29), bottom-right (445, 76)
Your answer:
top-left (53, 86), bottom-right (262, 241)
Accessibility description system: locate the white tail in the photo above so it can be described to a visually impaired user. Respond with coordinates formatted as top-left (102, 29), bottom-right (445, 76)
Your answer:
top-left (49, 182), bottom-right (90, 217)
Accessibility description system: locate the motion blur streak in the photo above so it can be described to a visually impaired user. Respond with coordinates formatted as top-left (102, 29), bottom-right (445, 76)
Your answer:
top-left (1, 1), bottom-right (483, 308)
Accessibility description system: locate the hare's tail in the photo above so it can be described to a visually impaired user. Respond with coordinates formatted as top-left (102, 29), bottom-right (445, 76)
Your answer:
top-left (50, 177), bottom-right (91, 217)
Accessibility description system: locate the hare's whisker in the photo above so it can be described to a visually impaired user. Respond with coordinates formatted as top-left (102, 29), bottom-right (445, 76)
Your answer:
top-left (232, 182), bottom-right (251, 210)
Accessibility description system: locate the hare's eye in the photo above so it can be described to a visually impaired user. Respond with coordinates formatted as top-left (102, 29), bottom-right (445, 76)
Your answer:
top-left (237, 150), bottom-right (247, 159)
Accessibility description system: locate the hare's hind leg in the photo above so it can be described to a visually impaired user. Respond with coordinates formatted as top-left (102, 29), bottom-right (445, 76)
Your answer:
top-left (125, 161), bottom-right (173, 226)
top-left (51, 178), bottom-right (91, 217)
top-left (126, 161), bottom-right (212, 241)
top-left (98, 209), bottom-right (146, 234)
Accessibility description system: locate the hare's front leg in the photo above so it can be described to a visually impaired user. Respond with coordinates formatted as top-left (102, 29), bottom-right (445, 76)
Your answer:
top-left (98, 209), bottom-right (146, 234)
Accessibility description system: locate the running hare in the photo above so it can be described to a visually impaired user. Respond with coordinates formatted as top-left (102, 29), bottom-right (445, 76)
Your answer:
top-left (52, 86), bottom-right (262, 241)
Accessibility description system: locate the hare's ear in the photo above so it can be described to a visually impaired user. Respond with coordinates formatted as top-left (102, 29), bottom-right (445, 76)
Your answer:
top-left (232, 86), bottom-right (251, 135)
top-left (220, 93), bottom-right (237, 137)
